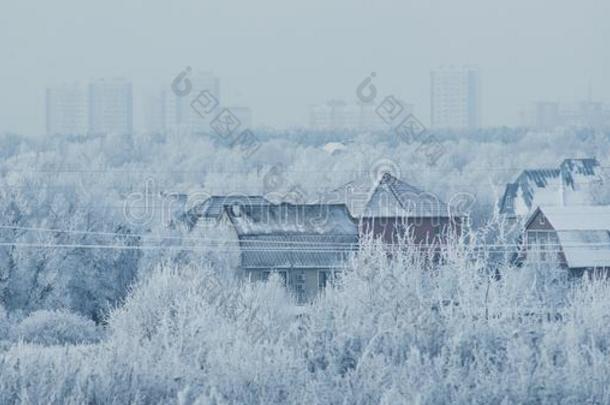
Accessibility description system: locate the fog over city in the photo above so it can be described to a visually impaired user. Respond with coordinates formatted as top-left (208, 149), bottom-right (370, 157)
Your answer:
top-left (1, 0), bottom-right (609, 133)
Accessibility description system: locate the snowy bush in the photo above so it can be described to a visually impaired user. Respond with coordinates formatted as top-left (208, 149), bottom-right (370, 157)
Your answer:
top-left (2, 238), bottom-right (610, 403)
top-left (12, 310), bottom-right (101, 346)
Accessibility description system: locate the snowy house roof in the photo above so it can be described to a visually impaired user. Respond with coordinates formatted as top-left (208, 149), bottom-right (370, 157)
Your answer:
top-left (331, 172), bottom-right (450, 218)
top-left (178, 195), bottom-right (270, 229)
top-left (528, 205), bottom-right (610, 231)
top-left (499, 158), bottom-right (601, 216)
top-left (556, 230), bottom-right (610, 268)
top-left (225, 203), bottom-right (358, 269)
top-left (526, 205), bottom-right (610, 268)
top-left (560, 158), bottom-right (600, 188)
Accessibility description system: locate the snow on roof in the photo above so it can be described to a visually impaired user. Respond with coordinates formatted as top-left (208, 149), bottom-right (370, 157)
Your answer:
top-left (557, 230), bottom-right (610, 268)
top-left (538, 205), bottom-right (610, 231)
top-left (499, 158), bottom-right (601, 216)
top-left (364, 173), bottom-right (449, 218)
top-left (331, 172), bottom-right (450, 218)
top-left (225, 203), bottom-right (358, 269)
top-left (226, 203), bottom-right (357, 236)
top-left (201, 196), bottom-right (271, 219)
top-left (176, 195), bottom-right (271, 230)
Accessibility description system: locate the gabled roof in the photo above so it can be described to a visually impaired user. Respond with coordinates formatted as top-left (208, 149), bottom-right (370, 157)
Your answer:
top-left (331, 172), bottom-right (450, 218)
top-left (560, 158), bottom-right (600, 188)
top-left (499, 158), bottom-right (601, 216)
top-left (225, 203), bottom-right (358, 269)
top-left (525, 206), bottom-right (610, 269)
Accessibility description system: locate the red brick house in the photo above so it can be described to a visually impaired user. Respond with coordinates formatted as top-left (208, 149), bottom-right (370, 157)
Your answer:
top-left (331, 173), bottom-right (463, 247)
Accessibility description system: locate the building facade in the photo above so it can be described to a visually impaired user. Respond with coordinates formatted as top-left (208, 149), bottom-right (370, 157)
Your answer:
top-left (164, 71), bottom-right (220, 134)
top-left (45, 83), bottom-right (88, 136)
top-left (431, 66), bottom-right (480, 130)
top-left (332, 172), bottom-right (463, 247)
top-left (88, 78), bottom-right (133, 135)
top-left (225, 203), bottom-right (358, 303)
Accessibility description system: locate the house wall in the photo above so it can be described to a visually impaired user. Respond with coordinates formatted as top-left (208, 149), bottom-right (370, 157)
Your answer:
top-left (570, 267), bottom-right (610, 278)
top-left (359, 217), bottom-right (462, 246)
top-left (523, 211), bottom-right (567, 267)
top-left (525, 210), bottom-right (554, 231)
top-left (246, 268), bottom-right (340, 303)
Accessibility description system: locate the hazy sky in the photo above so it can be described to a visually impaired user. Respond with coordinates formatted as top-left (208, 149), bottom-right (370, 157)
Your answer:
top-left (1, 0), bottom-right (609, 134)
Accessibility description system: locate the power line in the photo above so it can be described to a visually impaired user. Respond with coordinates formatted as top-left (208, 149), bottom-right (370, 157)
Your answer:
top-left (2, 227), bottom-right (610, 251)
top-left (1, 166), bottom-right (609, 174)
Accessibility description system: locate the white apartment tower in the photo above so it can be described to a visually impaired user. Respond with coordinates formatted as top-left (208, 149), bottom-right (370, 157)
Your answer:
top-left (164, 71), bottom-right (220, 134)
top-left (431, 66), bottom-right (480, 129)
top-left (46, 83), bottom-right (88, 136)
top-left (88, 78), bottom-right (133, 135)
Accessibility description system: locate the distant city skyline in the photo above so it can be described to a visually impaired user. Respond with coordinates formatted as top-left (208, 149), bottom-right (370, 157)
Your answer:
top-left (521, 100), bottom-right (610, 130)
top-left (2, 1), bottom-right (609, 134)
top-left (309, 99), bottom-right (413, 131)
top-left (35, 68), bottom-right (610, 135)
top-left (45, 73), bottom-right (258, 136)
top-left (46, 78), bottom-right (133, 136)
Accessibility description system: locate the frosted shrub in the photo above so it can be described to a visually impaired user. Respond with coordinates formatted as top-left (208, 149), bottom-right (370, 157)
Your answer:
top-left (2, 238), bottom-right (610, 403)
top-left (13, 310), bottom-right (101, 346)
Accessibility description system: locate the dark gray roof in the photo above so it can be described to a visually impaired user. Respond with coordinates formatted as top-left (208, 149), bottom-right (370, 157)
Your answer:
top-left (560, 158), bottom-right (600, 188)
top-left (179, 195), bottom-right (270, 229)
top-left (201, 196), bottom-right (271, 219)
top-left (499, 158), bottom-right (600, 216)
top-left (364, 173), bottom-right (449, 218)
top-left (225, 203), bottom-right (358, 269)
top-left (499, 169), bottom-right (561, 216)
top-left (330, 173), bottom-right (450, 218)
top-left (498, 182), bottom-right (519, 215)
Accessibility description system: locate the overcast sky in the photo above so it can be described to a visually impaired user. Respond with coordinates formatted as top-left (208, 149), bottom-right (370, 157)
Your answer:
top-left (1, 0), bottom-right (609, 134)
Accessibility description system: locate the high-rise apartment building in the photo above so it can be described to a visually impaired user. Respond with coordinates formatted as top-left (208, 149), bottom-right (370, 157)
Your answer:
top-left (46, 83), bottom-right (88, 136)
top-left (88, 78), bottom-right (133, 135)
top-left (430, 66), bottom-right (480, 129)
top-left (164, 71), bottom-right (220, 134)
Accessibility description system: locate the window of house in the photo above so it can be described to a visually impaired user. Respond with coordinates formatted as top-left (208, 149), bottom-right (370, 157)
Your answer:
top-left (526, 230), bottom-right (559, 263)
top-left (319, 271), bottom-right (341, 289)
top-left (319, 271), bottom-right (329, 289)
